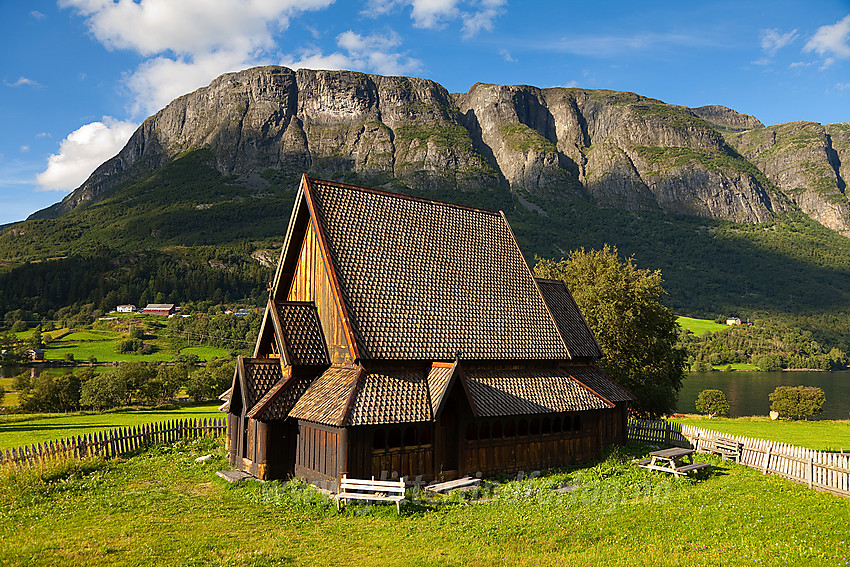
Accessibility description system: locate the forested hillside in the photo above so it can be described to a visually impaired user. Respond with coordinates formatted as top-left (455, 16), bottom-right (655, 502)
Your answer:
top-left (1, 66), bottom-right (849, 351)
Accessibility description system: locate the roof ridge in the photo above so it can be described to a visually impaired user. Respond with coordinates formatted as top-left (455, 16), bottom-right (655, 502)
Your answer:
top-left (306, 176), bottom-right (502, 216)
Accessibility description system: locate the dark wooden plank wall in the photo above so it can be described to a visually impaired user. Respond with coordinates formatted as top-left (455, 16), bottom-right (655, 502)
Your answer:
top-left (295, 421), bottom-right (341, 484)
top-left (461, 414), bottom-right (600, 475)
top-left (286, 222), bottom-right (350, 364)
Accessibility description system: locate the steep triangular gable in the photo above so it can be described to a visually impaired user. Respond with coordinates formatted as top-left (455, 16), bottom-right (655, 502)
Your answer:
top-left (301, 177), bottom-right (572, 360)
top-left (428, 361), bottom-right (459, 418)
top-left (255, 175), bottom-right (358, 365)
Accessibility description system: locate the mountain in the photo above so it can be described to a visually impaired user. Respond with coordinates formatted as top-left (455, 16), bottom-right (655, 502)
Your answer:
top-left (4, 66), bottom-right (850, 348)
top-left (30, 66), bottom-right (848, 234)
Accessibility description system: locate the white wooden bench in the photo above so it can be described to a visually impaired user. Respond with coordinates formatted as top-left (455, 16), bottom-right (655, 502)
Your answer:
top-left (335, 475), bottom-right (406, 514)
top-left (711, 437), bottom-right (743, 462)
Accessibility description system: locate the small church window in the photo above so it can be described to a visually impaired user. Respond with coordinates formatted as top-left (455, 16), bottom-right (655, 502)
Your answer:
top-left (404, 426), bottom-right (418, 446)
top-left (373, 429), bottom-right (386, 450)
top-left (480, 422), bottom-right (490, 439)
top-left (388, 428), bottom-right (402, 448)
top-left (492, 421), bottom-right (503, 438)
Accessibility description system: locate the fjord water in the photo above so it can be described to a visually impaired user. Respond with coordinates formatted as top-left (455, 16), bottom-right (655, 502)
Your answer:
top-left (679, 371), bottom-right (850, 419)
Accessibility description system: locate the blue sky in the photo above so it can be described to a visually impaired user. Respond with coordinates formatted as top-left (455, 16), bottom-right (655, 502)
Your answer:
top-left (1, 0), bottom-right (849, 226)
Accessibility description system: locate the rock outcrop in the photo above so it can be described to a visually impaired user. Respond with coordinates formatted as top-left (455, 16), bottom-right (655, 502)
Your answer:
top-left (730, 121), bottom-right (850, 236)
top-left (30, 66), bottom-right (849, 234)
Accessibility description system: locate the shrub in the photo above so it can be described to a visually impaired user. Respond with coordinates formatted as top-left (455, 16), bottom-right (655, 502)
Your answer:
top-left (695, 389), bottom-right (730, 417)
top-left (10, 320), bottom-right (28, 333)
top-left (769, 385), bottom-right (826, 420)
top-left (755, 353), bottom-right (784, 372)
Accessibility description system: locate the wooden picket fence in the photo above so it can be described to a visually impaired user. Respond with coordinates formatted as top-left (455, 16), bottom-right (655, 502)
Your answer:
top-left (0, 417), bottom-right (226, 468)
top-left (628, 418), bottom-right (850, 498)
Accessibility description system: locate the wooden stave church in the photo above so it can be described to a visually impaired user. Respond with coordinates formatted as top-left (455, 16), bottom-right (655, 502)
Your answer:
top-left (221, 175), bottom-right (635, 486)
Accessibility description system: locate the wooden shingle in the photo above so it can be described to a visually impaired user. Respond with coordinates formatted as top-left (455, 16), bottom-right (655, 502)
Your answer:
top-left (305, 178), bottom-right (571, 361)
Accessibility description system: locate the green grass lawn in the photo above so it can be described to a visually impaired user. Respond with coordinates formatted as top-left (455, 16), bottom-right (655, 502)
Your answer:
top-left (179, 345), bottom-right (232, 360)
top-left (43, 340), bottom-right (175, 363)
top-left (672, 415), bottom-right (850, 451)
top-left (677, 315), bottom-right (727, 336)
top-left (0, 440), bottom-right (848, 566)
top-left (59, 330), bottom-right (121, 342)
top-left (0, 402), bottom-right (223, 449)
top-left (710, 362), bottom-right (760, 371)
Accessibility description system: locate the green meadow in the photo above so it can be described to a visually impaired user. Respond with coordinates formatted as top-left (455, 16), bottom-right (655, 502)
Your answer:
top-left (0, 402), bottom-right (222, 449)
top-left (0, 440), bottom-right (848, 566)
top-left (676, 316), bottom-right (727, 336)
top-left (671, 415), bottom-right (850, 451)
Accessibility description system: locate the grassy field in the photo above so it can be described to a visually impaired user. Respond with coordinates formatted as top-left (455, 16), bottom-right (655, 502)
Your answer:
top-left (676, 315), bottom-right (727, 336)
top-left (672, 415), bottom-right (850, 451)
top-left (0, 402), bottom-right (222, 449)
top-left (710, 362), bottom-right (760, 371)
top-left (179, 345), bottom-right (232, 359)
top-left (0, 440), bottom-right (848, 566)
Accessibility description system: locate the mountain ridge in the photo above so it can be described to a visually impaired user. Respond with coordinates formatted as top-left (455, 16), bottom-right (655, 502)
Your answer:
top-left (28, 65), bottom-right (849, 236)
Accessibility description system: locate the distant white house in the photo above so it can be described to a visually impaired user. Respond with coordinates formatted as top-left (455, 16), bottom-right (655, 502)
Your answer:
top-left (726, 317), bottom-right (742, 326)
top-left (116, 304), bottom-right (136, 313)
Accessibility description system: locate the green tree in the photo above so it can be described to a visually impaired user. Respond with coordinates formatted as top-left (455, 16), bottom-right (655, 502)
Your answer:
top-left (769, 385), bottom-right (826, 420)
top-left (534, 245), bottom-right (685, 418)
top-left (185, 357), bottom-right (235, 401)
top-left (0, 384), bottom-right (5, 406)
top-left (18, 372), bottom-right (80, 412)
top-left (695, 389), bottom-right (730, 417)
top-left (115, 362), bottom-right (156, 404)
top-left (29, 325), bottom-right (44, 349)
top-left (80, 371), bottom-right (126, 410)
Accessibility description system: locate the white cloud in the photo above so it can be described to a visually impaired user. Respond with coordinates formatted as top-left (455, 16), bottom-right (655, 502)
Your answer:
top-left (30, 10), bottom-right (45, 20)
top-left (285, 31), bottom-right (422, 76)
top-left (411, 0), bottom-right (459, 29)
top-left (460, 0), bottom-right (505, 37)
top-left (362, 0), bottom-right (406, 17)
top-left (126, 50), bottom-right (273, 116)
top-left (361, 0), bottom-right (503, 36)
top-left (60, 0), bottom-right (332, 57)
top-left (760, 28), bottom-right (798, 56)
top-left (805, 14), bottom-right (850, 60)
top-left (61, 0), bottom-right (336, 117)
top-left (4, 77), bottom-right (42, 88)
top-left (499, 49), bottom-right (516, 62)
top-left (20, 146), bottom-right (30, 152)
top-left (36, 118), bottom-right (138, 192)
top-left (527, 32), bottom-right (718, 58)
top-left (835, 82), bottom-right (850, 91)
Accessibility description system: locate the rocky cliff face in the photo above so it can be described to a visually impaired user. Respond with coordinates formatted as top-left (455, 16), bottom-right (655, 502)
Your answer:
top-left (33, 66), bottom-right (848, 235)
top-left (730, 121), bottom-right (850, 236)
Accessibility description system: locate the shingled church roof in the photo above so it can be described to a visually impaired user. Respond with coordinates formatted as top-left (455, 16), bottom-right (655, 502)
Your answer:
top-left (227, 176), bottom-right (632, 426)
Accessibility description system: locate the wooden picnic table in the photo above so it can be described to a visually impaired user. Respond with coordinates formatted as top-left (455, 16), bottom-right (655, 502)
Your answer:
top-left (635, 447), bottom-right (709, 477)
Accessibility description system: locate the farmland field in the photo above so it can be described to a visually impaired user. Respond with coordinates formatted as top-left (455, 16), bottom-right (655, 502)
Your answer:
top-left (0, 402), bottom-right (222, 449)
top-left (676, 316), bottom-right (727, 336)
top-left (0, 440), bottom-right (848, 566)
